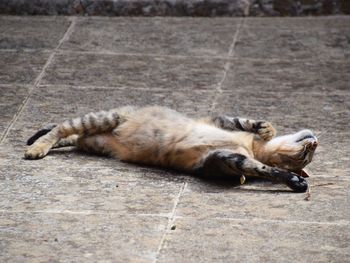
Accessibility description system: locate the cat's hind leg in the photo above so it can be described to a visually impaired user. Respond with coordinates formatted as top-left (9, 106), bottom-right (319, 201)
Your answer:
top-left (27, 125), bottom-right (113, 155)
top-left (24, 106), bottom-right (136, 159)
top-left (194, 150), bottom-right (308, 192)
top-left (76, 134), bottom-right (115, 156)
top-left (209, 116), bottom-right (276, 141)
top-left (53, 135), bottom-right (79, 148)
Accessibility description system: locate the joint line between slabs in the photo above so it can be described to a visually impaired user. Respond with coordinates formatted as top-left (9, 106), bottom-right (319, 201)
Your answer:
top-left (173, 216), bottom-right (350, 226)
top-left (33, 17), bottom-right (77, 87)
top-left (209, 17), bottom-right (244, 114)
top-left (0, 18), bottom-right (77, 145)
top-left (37, 83), bottom-right (216, 92)
top-left (154, 182), bottom-right (187, 263)
top-left (57, 49), bottom-right (229, 61)
top-left (34, 83), bottom-right (350, 96)
top-left (0, 210), bottom-right (171, 218)
top-left (0, 210), bottom-right (348, 227)
top-left (1, 48), bottom-right (345, 64)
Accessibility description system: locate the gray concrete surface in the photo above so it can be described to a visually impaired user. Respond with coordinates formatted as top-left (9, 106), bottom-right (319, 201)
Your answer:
top-left (0, 15), bottom-right (349, 262)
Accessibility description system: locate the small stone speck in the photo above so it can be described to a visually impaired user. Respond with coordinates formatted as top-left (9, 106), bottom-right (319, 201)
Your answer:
top-left (170, 225), bottom-right (176, 230)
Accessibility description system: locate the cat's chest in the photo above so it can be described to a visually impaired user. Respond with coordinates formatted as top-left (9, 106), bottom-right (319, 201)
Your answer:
top-left (188, 124), bottom-right (254, 147)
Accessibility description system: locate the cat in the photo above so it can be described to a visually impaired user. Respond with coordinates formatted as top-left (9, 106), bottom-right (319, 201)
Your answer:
top-left (24, 106), bottom-right (318, 193)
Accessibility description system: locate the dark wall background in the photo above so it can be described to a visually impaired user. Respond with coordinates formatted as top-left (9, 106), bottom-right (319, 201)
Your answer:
top-left (0, 0), bottom-right (349, 16)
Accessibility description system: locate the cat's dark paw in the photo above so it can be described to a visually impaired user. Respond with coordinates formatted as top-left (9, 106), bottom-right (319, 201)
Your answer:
top-left (285, 174), bottom-right (308, 193)
top-left (271, 168), bottom-right (308, 193)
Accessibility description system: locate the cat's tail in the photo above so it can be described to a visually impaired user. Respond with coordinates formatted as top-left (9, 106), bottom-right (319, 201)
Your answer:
top-left (27, 124), bottom-right (77, 148)
top-left (27, 124), bottom-right (57, 146)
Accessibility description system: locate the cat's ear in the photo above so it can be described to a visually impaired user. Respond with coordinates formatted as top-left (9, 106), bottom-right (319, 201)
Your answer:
top-left (298, 169), bottom-right (310, 178)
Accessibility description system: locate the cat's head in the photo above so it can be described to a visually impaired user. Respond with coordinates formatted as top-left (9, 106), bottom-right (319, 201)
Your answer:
top-left (260, 129), bottom-right (318, 173)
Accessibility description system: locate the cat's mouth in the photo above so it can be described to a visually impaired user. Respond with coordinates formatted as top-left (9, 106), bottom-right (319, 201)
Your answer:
top-left (289, 136), bottom-right (318, 158)
top-left (299, 139), bottom-right (318, 158)
top-left (297, 169), bottom-right (310, 178)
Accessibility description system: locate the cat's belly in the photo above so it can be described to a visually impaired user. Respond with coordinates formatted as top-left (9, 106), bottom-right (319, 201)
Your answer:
top-left (107, 119), bottom-right (254, 170)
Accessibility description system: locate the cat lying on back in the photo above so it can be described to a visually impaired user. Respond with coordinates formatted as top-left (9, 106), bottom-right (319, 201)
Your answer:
top-left (25, 106), bottom-right (318, 193)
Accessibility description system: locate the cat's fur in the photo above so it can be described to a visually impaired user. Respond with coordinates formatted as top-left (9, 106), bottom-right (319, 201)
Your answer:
top-left (24, 106), bottom-right (318, 192)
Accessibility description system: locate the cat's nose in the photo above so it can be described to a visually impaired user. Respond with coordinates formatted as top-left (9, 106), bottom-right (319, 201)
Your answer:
top-left (308, 140), bottom-right (318, 150)
top-left (305, 138), bottom-right (318, 151)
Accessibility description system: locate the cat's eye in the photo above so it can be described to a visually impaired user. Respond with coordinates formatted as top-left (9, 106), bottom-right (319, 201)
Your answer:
top-left (296, 135), bottom-right (314, 142)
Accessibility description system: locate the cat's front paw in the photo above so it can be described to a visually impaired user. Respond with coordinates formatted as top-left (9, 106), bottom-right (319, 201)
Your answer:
top-left (24, 143), bottom-right (50, 159)
top-left (285, 174), bottom-right (308, 193)
top-left (256, 122), bottom-right (276, 141)
top-left (271, 169), bottom-right (308, 193)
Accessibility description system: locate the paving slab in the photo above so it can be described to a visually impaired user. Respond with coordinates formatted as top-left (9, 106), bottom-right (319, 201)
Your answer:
top-left (243, 16), bottom-right (350, 29)
top-left (306, 132), bottom-right (350, 176)
top-left (0, 16), bottom-right (71, 50)
top-left (176, 177), bottom-right (350, 222)
top-left (320, 60), bottom-right (350, 91)
top-left (212, 89), bottom-right (349, 132)
top-left (157, 218), bottom-right (350, 263)
top-left (0, 51), bottom-right (50, 85)
top-left (0, 164), bottom-right (183, 215)
top-left (222, 58), bottom-right (329, 91)
top-left (235, 26), bottom-right (350, 61)
top-left (61, 17), bottom-right (239, 57)
top-left (0, 85), bottom-right (30, 139)
top-left (42, 53), bottom-right (226, 89)
top-left (0, 212), bottom-right (167, 263)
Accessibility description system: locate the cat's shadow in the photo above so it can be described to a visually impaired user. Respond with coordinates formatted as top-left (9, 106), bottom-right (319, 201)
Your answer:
top-left (43, 148), bottom-right (292, 194)
top-left (188, 176), bottom-right (292, 193)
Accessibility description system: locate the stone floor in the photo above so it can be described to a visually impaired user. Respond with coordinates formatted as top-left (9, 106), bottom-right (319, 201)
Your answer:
top-left (0, 15), bottom-right (349, 262)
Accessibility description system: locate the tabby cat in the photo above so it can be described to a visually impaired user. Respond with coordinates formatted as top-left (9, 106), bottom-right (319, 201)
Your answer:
top-left (25, 106), bottom-right (318, 192)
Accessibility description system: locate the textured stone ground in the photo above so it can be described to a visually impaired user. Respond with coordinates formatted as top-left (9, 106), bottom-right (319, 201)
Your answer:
top-left (0, 16), bottom-right (349, 262)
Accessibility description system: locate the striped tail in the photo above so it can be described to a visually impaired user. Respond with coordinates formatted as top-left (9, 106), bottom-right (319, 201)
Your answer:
top-left (26, 124), bottom-right (57, 146)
